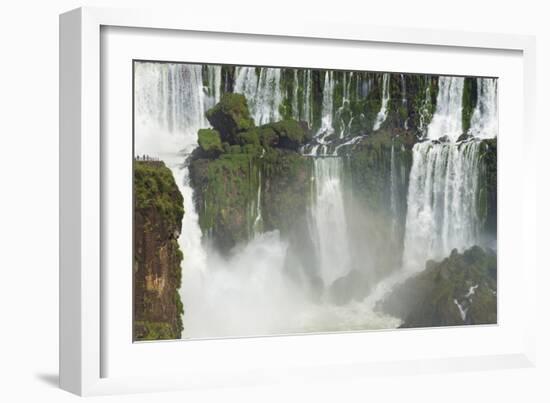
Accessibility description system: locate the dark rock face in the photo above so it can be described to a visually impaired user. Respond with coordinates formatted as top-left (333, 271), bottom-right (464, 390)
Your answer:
top-left (133, 161), bottom-right (185, 340)
top-left (378, 246), bottom-right (497, 328)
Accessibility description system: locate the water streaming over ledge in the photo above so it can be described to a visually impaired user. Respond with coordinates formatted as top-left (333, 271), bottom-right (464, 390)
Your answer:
top-left (134, 62), bottom-right (497, 337)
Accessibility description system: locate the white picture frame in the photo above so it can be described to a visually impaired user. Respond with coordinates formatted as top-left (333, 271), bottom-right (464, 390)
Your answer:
top-left (60, 6), bottom-right (537, 396)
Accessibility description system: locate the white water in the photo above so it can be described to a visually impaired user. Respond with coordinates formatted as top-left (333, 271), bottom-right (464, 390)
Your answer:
top-left (468, 78), bottom-right (498, 139)
top-left (335, 72), bottom-right (354, 139)
top-left (135, 64), bottom-right (498, 338)
top-left (418, 83), bottom-right (432, 137)
top-left (426, 76), bottom-right (465, 142)
top-left (233, 66), bottom-right (258, 107)
top-left (134, 62), bottom-right (209, 293)
top-left (310, 158), bottom-right (352, 286)
top-left (234, 67), bottom-right (282, 125)
top-left (403, 140), bottom-right (482, 271)
top-left (389, 141), bottom-right (399, 237)
top-left (372, 73), bottom-right (390, 131)
top-left (402, 76), bottom-right (497, 271)
top-left (204, 65), bottom-right (221, 110)
top-left (318, 71), bottom-right (335, 139)
top-left (135, 61), bottom-right (402, 339)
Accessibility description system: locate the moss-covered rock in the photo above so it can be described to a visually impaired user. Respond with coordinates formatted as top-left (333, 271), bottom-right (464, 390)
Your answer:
top-left (236, 129), bottom-right (260, 147)
top-left (189, 152), bottom-right (261, 253)
top-left (133, 161), bottom-right (184, 341)
top-left (206, 93), bottom-right (254, 143)
top-left (378, 246), bottom-right (497, 327)
top-left (197, 128), bottom-right (223, 157)
top-left (261, 149), bottom-right (313, 234)
top-left (342, 130), bottom-right (416, 213)
top-left (267, 119), bottom-right (312, 150)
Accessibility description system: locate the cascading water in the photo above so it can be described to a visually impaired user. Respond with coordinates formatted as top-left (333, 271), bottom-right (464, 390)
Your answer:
top-left (204, 65), bottom-right (222, 110)
top-left (418, 82), bottom-right (433, 137)
top-left (468, 78), bottom-right (498, 139)
top-left (426, 76), bottom-right (464, 142)
top-left (335, 72), bottom-right (354, 139)
top-left (402, 75), bottom-right (495, 271)
top-left (309, 157), bottom-right (352, 286)
top-left (400, 74), bottom-right (409, 129)
top-left (318, 71), bottom-right (335, 139)
top-left (373, 73), bottom-right (390, 131)
top-left (402, 141), bottom-right (482, 270)
top-left (134, 62), bottom-right (210, 306)
top-left (135, 62), bottom-right (497, 338)
top-left (233, 66), bottom-right (258, 105)
top-left (233, 66), bottom-right (283, 125)
top-left (302, 70), bottom-right (313, 126)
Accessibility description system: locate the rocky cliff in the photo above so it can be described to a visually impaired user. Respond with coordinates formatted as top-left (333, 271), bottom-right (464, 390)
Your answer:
top-left (378, 246), bottom-right (497, 327)
top-left (189, 93), bottom-right (313, 254)
top-left (133, 161), bottom-right (185, 340)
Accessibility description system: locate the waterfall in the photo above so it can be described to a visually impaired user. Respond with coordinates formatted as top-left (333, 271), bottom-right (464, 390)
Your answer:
top-left (134, 62), bottom-right (207, 152)
top-left (204, 65), bottom-right (222, 110)
top-left (335, 72), bottom-right (354, 139)
top-left (318, 71), bottom-right (335, 139)
top-left (292, 70), bottom-right (299, 121)
top-left (400, 74), bottom-right (409, 130)
top-left (134, 62), bottom-right (219, 339)
top-left (233, 66), bottom-right (282, 125)
top-left (252, 166), bottom-right (263, 234)
top-left (418, 83), bottom-right (432, 137)
top-left (234, 66), bottom-right (258, 104)
top-left (389, 141), bottom-right (398, 238)
top-left (402, 75), bottom-right (483, 270)
top-left (426, 76), bottom-right (464, 142)
top-left (468, 78), bottom-right (498, 139)
top-left (402, 141), bottom-right (482, 271)
top-left (372, 73), bottom-right (390, 131)
top-left (302, 70), bottom-right (313, 126)
top-left (310, 157), bottom-right (352, 286)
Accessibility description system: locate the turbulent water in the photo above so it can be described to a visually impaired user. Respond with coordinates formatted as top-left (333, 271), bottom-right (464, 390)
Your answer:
top-left (135, 62), bottom-right (497, 338)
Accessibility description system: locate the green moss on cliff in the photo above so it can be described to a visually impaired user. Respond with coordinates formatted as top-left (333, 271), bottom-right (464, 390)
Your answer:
top-left (198, 128), bottom-right (223, 157)
top-left (206, 93), bottom-right (254, 143)
top-left (134, 161), bottom-right (184, 229)
top-left (189, 152), bottom-right (261, 252)
top-left (134, 161), bottom-right (185, 341)
top-left (261, 149), bottom-right (313, 234)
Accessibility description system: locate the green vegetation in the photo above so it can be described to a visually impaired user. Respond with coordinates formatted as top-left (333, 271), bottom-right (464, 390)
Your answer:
top-left (134, 161), bottom-right (185, 341)
top-left (197, 128), bottom-right (223, 157)
top-left (134, 161), bottom-right (184, 228)
top-left (190, 96), bottom-right (313, 253)
top-left (206, 93), bottom-right (254, 143)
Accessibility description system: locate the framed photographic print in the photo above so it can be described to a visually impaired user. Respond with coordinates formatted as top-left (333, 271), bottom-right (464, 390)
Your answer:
top-left (60, 7), bottom-right (537, 396)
